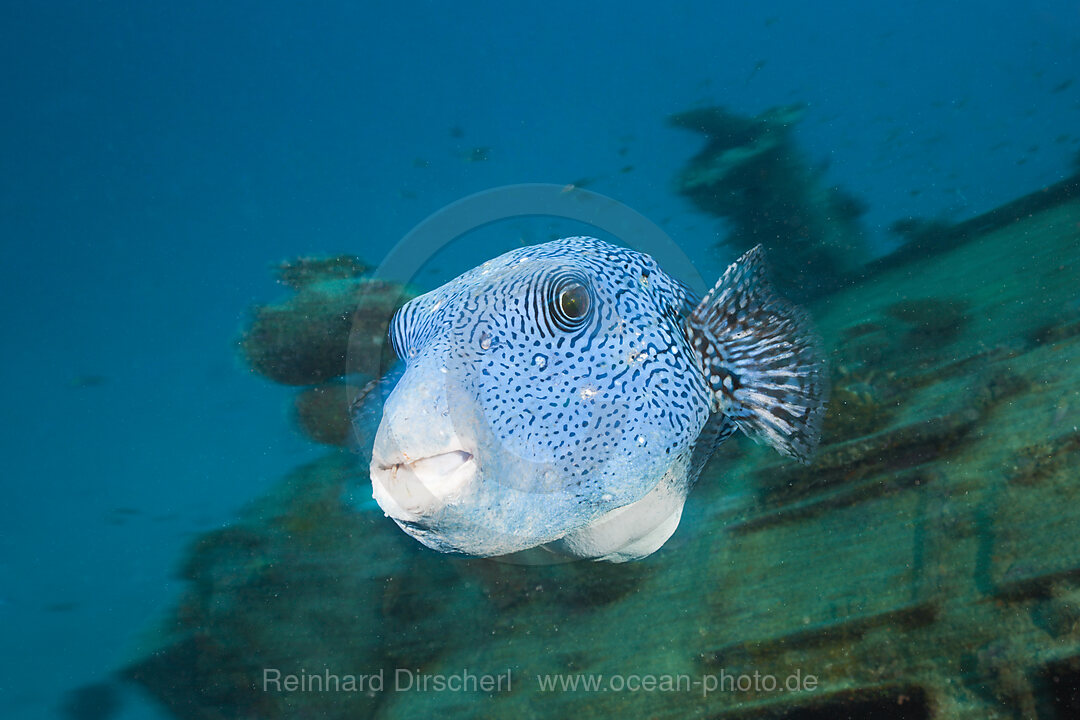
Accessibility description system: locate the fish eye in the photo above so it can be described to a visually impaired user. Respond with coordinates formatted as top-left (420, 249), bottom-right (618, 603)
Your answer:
top-left (545, 273), bottom-right (594, 333)
top-left (558, 283), bottom-right (590, 320)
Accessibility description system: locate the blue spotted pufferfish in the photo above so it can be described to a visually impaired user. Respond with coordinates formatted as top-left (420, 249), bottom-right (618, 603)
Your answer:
top-left (361, 237), bottom-right (827, 562)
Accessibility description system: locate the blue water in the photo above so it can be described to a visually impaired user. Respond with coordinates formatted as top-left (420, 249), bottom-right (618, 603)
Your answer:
top-left (1, 2), bottom-right (1077, 718)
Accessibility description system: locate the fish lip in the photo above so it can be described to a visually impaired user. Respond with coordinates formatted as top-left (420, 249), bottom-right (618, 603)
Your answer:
top-left (376, 449), bottom-right (475, 473)
top-left (370, 449), bottom-right (477, 522)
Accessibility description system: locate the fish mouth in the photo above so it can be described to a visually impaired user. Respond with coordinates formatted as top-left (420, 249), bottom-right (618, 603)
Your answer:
top-left (371, 449), bottom-right (477, 522)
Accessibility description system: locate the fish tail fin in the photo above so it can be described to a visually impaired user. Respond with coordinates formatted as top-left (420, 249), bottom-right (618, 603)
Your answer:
top-left (686, 245), bottom-right (828, 462)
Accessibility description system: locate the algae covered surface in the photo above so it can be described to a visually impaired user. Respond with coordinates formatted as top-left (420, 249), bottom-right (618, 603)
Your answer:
top-left (129, 194), bottom-right (1080, 719)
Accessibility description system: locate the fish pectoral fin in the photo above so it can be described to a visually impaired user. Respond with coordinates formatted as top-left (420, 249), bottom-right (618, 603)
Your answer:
top-left (685, 245), bottom-right (828, 463)
top-left (348, 363), bottom-right (406, 453)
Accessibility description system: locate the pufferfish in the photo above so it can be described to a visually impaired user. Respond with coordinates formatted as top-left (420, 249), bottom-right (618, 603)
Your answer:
top-left (360, 237), bottom-right (827, 562)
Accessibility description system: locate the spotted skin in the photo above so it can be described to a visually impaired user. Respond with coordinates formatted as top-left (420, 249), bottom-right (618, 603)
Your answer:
top-left (366, 237), bottom-right (827, 560)
top-left (392, 239), bottom-right (711, 507)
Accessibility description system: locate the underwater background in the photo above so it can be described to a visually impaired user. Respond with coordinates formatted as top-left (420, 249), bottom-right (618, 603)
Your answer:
top-left (2, 2), bottom-right (1079, 719)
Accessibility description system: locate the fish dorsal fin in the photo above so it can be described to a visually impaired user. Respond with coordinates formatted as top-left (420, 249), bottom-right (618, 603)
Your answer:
top-left (685, 246), bottom-right (828, 462)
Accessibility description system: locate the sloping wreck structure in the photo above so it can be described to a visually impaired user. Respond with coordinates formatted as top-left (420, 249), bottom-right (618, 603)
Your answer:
top-left (669, 104), bottom-right (871, 301)
top-left (126, 167), bottom-right (1080, 718)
